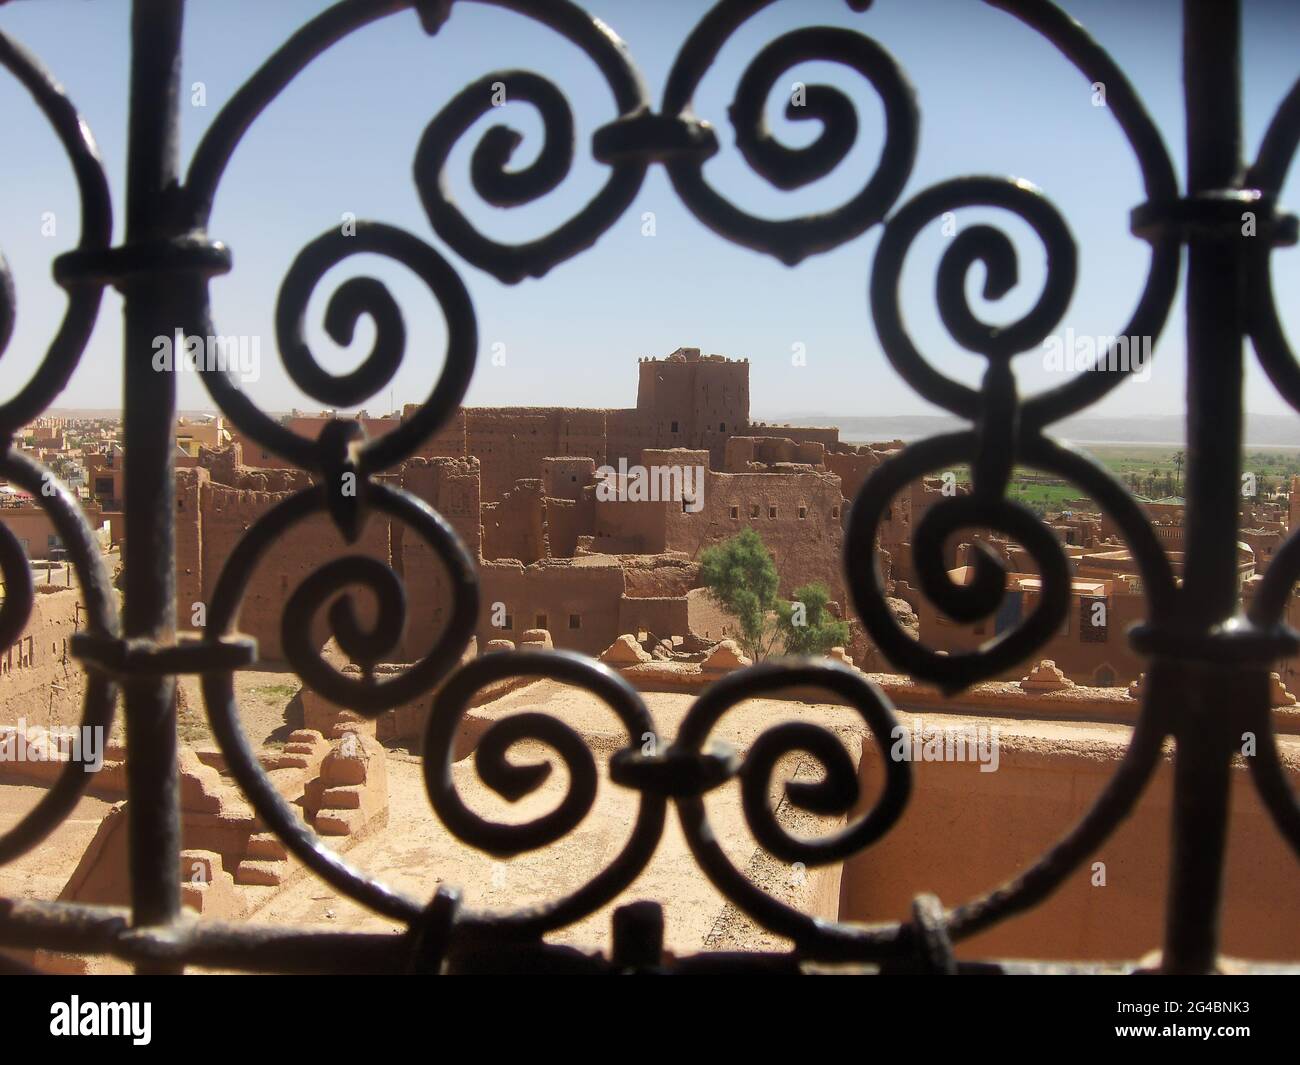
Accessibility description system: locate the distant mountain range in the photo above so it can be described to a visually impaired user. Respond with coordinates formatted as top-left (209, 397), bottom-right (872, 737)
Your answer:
top-left (757, 412), bottom-right (1300, 448)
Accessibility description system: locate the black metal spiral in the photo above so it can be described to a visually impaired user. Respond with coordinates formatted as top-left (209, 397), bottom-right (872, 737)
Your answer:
top-left (661, 1), bottom-right (918, 265)
top-left (672, 660), bottom-right (911, 956)
top-left (0, 32), bottom-right (112, 427)
top-left (0, 0), bottom-right (1296, 974)
top-left (424, 649), bottom-right (667, 939)
top-left (0, 29), bottom-right (117, 867)
top-left (0, 452), bottom-right (118, 865)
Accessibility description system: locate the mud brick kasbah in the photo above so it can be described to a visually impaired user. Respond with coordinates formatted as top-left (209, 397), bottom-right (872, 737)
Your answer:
top-left (178, 347), bottom-right (885, 664)
top-left (171, 346), bottom-right (1297, 690)
top-left (4, 348), bottom-right (1300, 971)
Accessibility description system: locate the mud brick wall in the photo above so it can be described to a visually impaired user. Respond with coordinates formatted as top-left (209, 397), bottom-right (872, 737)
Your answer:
top-left (185, 481), bottom-right (390, 661)
top-left (662, 466), bottom-right (847, 603)
top-left (0, 589), bottom-right (86, 731)
top-left (396, 457), bottom-right (481, 662)
top-left (478, 559), bottom-right (625, 656)
top-left (482, 480), bottom-right (547, 563)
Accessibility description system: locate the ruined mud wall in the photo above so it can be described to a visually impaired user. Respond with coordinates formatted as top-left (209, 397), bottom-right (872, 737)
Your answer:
top-left (617, 596), bottom-right (691, 642)
top-left (183, 481), bottom-right (389, 661)
top-left (592, 496), bottom-right (670, 555)
top-left (915, 579), bottom-right (1148, 686)
top-left (395, 457), bottom-right (481, 662)
top-left (621, 557), bottom-right (696, 598)
top-left (685, 587), bottom-right (735, 642)
top-left (542, 497), bottom-right (584, 558)
top-left (662, 466), bottom-right (846, 603)
top-left (467, 408), bottom-right (608, 503)
top-left (0, 589), bottom-right (88, 731)
top-left (478, 558), bottom-right (625, 656)
top-left (824, 446), bottom-right (886, 508)
top-left (482, 480), bottom-right (547, 563)
top-left (541, 457), bottom-right (596, 501)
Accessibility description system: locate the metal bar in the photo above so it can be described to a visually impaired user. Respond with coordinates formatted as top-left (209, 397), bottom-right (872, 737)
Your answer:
top-left (1163, 0), bottom-right (1246, 975)
top-left (1181, 0), bottom-right (1245, 618)
top-left (3, 898), bottom-right (1297, 976)
top-left (119, 0), bottom-right (186, 975)
top-left (0, 0), bottom-right (1292, 977)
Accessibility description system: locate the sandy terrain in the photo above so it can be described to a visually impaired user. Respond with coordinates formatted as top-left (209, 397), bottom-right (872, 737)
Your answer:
top-left (175, 667), bottom-right (306, 749)
top-left (240, 683), bottom-right (855, 959)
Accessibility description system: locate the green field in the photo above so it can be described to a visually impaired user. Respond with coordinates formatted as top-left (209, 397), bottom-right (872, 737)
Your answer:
top-left (1087, 444), bottom-right (1298, 484)
top-left (948, 445), bottom-right (1299, 517)
top-left (1005, 479), bottom-right (1083, 512)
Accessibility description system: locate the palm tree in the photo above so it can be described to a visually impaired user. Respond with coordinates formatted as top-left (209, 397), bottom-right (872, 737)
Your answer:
top-left (1173, 450), bottom-right (1184, 491)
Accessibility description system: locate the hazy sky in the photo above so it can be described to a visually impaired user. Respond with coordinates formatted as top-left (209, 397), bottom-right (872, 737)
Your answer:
top-left (2, 0), bottom-right (1300, 422)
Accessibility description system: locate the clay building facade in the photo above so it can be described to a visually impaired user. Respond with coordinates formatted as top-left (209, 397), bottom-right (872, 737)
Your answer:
top-left (163, 349), bottom-right (1300, 692)
top-left (0, 588), bottom-right (89, 731)
top-left (0, 502), bottom-right (109, 560)
top-left (171, 350), bottom-right (865, 666)
top-left (400, 347), bottom-right (753, 501)
top-left (83, 451), bottom-right (125, 513)
top-left (915, 559), bottom-right (1148, 687)
top-left (175, 450), bottom-right (481, 662)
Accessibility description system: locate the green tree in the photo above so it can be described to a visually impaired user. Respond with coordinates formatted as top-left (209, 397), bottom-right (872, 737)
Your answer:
top-left (699, 528), bottom-right (780, 660)
top-left (700, 531), bottom-right (850, 661)
top-left (776, 582), bottom-right (851, 656)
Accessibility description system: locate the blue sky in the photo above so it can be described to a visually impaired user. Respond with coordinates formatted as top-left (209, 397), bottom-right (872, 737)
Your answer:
top-left (2, 0), bottom-right (1300, 422)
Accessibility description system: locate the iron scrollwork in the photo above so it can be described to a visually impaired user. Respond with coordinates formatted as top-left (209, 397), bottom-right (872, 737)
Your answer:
top-left (0, 32), bottom-right (117, 864)
top-left (0, 0), bottom-right (1295, 974)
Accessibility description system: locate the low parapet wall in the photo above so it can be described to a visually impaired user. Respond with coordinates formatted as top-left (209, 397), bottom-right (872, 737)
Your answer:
top-left (587, 648), bottom-right (1300, 960)
top-left (603, 658), bottom-right (1300, 734)
top-left (302, 673), bottom-right (547, 749)
top-left (842, 718), bottom-right (1300, 962)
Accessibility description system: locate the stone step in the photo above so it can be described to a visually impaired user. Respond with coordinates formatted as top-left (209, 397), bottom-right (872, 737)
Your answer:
top-left (320, 785), bottom-right (362, 809)
top-left (315, 808), bottom-right (362, 836)
top-left (234, 858), bottom-right (288, 886)
top-left (245, 832), bottom-right (288, 860)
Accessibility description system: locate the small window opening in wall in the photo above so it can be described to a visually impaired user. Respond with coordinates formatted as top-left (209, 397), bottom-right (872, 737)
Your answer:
top-left (536, 613), bottom-right (548, 630)
top-left (768, 505), bottom-right (777, 519)
top-left (670, 421), bottom-right (679, 433)
top-left (730, 506), bottom-right (739, 519)
top-left (719, 422), bottom-right (726, 432)
top-left (569, 614), bottom-right (581, 629)
top-left (503, 614), bottom-right (513, 630)
top-left (798, 505), bottom-right (807, 520)
top-left (831, 505), bottom-right (840, 519)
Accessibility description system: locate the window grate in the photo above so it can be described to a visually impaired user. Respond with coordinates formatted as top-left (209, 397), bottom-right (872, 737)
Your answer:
top-left (0, 0), bottom-right (1296, 976)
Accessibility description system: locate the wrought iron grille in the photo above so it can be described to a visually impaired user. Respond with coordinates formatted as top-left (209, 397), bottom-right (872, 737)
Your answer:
top-left (0, 0), bottom-right (1297, 976)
